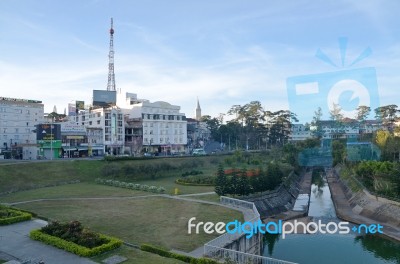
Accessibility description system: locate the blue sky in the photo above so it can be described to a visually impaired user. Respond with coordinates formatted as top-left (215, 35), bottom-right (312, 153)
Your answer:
top-left (0, 0), bottom-right (399, 122)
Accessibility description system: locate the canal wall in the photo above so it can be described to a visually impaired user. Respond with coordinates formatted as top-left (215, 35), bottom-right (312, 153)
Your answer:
top-left (328, 167), bottom-right (400, 241)
top-left (241, 171), bottom-right (303, 218)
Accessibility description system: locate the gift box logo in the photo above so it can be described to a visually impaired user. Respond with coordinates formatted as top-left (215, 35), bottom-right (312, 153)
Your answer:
top-left (287, 38), bottom-right (380, 123)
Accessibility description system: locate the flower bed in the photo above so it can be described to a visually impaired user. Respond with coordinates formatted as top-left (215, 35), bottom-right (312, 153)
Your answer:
top-left (0, 206), bottom-right (32, 225)
top-left (95, 178), bottom-right (166, 193)
top-left (30, 220), bottom-right (122, 257)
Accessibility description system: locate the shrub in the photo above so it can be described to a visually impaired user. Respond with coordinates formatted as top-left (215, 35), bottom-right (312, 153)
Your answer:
top-left (0, 206), bottom-right (32, 225)
top-left (30, 229), bottom-right (122, 257)
top-left (95, 179), bottom-right (167, 194)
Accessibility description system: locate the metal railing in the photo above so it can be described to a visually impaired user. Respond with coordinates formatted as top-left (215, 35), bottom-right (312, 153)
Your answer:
top-left (204, 196), bottom-right (297, 264)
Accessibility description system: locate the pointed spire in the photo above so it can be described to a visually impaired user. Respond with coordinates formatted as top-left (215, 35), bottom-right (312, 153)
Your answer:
top-left (196, 97), bottom-right (201, 109)
top-left (196, 97), bottom-right (202, 121)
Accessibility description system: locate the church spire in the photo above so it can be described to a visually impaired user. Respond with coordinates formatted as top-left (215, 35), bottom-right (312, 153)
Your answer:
top-left (196, 97), bottom-right (202, 121)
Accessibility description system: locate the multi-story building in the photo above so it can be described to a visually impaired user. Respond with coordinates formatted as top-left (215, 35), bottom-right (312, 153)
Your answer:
top-left (76, 106), bottom-right (124, 155)
top-left (124, 117), bottom-right (143, 156)
top-left (0, 97), bottom-right (44, 159)
top-left (289, 124), bottom-right (312, 142)
top-left (186, 118), bottom-right (211, 151)
top-left (118, 92), bottom-right (187, 154)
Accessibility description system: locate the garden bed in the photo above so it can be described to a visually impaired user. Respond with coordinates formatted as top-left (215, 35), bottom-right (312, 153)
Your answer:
top-left (0, 206), bottom-right (32, 225)
top-left (30, 220), bottom-right (122, 257)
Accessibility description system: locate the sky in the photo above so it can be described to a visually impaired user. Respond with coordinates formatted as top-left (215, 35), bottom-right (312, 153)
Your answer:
top-left (0, 0), bottom-right (399, 123)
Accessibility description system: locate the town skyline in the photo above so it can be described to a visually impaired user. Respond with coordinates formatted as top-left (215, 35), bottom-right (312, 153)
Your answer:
top-left (0, 0), bottom-right (399, 122)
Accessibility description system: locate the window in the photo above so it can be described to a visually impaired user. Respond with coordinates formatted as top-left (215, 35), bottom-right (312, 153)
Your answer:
top-left (105, 135), bottom-right (110, 141)
top-left (89, 121), bottom-right (92, 125)
top-left (118, 121), bottom-right (122, 127)
top-left (118, 114), bottom-right (123, 120)
top-left (105, 120), bottom-right (110, 126)
top-left (97, 120), bottom-right (100, 125)
top-left (147, 114), bottom-right (151, 119)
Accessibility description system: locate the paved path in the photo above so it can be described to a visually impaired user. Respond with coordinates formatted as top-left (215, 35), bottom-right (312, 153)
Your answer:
top-left (0, 219), bottom-right (96, 264)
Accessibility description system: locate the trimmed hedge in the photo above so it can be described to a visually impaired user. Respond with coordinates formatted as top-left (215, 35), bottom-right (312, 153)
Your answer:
top-left (0, 207), bottom-right (32, 225)
top-left (30, 229), bottom-right (122, 257)
top-left (140, 244), bottom-right (218, 264)
top-left (95, 178), bottom-right (166, 193)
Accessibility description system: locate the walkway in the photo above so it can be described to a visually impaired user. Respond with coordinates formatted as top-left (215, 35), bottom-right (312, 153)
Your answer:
top-left (0, 219), bottom-right (96, 264)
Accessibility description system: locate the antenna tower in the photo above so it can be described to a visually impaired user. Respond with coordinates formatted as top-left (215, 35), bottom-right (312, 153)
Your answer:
top-left (107, 18), bottom-right (116, 91)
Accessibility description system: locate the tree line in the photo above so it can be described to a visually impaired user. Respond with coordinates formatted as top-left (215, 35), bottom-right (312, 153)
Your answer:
top-left (201, 101), bottom-right (298, 151)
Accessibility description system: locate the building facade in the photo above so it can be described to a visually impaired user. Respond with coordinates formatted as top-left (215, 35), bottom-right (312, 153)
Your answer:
top-left (0, 97), bottom-right (44, 159)
top-left (76, 106), bottom-right (124, 155)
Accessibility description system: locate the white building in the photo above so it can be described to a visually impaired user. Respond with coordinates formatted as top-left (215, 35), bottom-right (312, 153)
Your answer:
top-left (76, 106), bottom-right (124, 155)
top-left (289, 124), bottom-right (312, 141)
top-left (118, 92), bottom-right (188, 154)
top-left (0, 97), bottom-right (44, 159)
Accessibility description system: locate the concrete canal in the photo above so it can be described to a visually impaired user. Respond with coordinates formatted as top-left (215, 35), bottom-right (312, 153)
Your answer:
top-left (262, 169), bottom-right (400, 264)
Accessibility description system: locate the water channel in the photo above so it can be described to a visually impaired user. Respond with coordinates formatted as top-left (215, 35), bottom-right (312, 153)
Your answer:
top-left (262, 170), bottom-right (400, 264)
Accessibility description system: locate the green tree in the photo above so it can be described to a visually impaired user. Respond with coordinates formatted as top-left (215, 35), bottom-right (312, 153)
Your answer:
top-left (332, 140), bottom-right (346, 166)
top-left (215, 164), bottom-right (228, 196)
top-left (311, 107), bottom-right (324, 138)
top-left (375, 105), bottom-right (398, 131)
top-left (236, 168), bottom-right (251, 196)
top-left (265, 162), bottom-right (283, 190)
top-left (228, 168), bottom-right (239, 196)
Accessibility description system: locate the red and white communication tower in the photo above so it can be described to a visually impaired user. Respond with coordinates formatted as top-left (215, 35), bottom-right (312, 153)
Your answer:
top-left (107, 18), bottom-right (116, 91)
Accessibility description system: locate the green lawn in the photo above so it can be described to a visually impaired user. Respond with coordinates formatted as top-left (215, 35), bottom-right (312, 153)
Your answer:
top-left (0, 182), bottom-right (154, 203)
top-left (91, 245), bottom-right (185, 264)
top-left (0, 160), bottom-right (103, 194)
top-left (15, 196), bottom-right (243, 252)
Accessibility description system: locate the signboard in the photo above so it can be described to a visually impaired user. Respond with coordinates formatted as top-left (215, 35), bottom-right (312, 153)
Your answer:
top-left (0, 97), bottom-right (42, 103)
top-left (36, 124), bottom-right (61, 140)
top-left (68, 103), bottom-right (76, 116)
top-left (37, 140), bottom-right (62, 148)
top-left (61, 122), bottom-right (86, 133)
top-left (93, 90), bottom-right (116, 107)
top-left (66, 135), bottom-right (85, 139)
top-left (76, 101), bottom-right (85, 113)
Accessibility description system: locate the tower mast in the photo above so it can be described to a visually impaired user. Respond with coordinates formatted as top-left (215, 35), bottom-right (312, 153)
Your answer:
top-left (107, 18), bottom-right (116, 91)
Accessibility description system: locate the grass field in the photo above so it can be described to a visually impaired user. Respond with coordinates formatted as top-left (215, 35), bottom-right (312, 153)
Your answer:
top-left (14, 196), bottom-right (242, 252)
top-left (0, 182), bottom-right (154, 203)
top-left (0, 156), bottom-right (246, 262)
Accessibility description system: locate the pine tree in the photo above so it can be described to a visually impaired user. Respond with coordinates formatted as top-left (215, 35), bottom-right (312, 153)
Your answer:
top-left (215, 164), bottom-right (228, 196)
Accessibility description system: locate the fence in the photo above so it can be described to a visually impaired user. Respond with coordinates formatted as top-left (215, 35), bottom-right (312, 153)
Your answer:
top-left (204, 196), bottom-right (297, 264)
